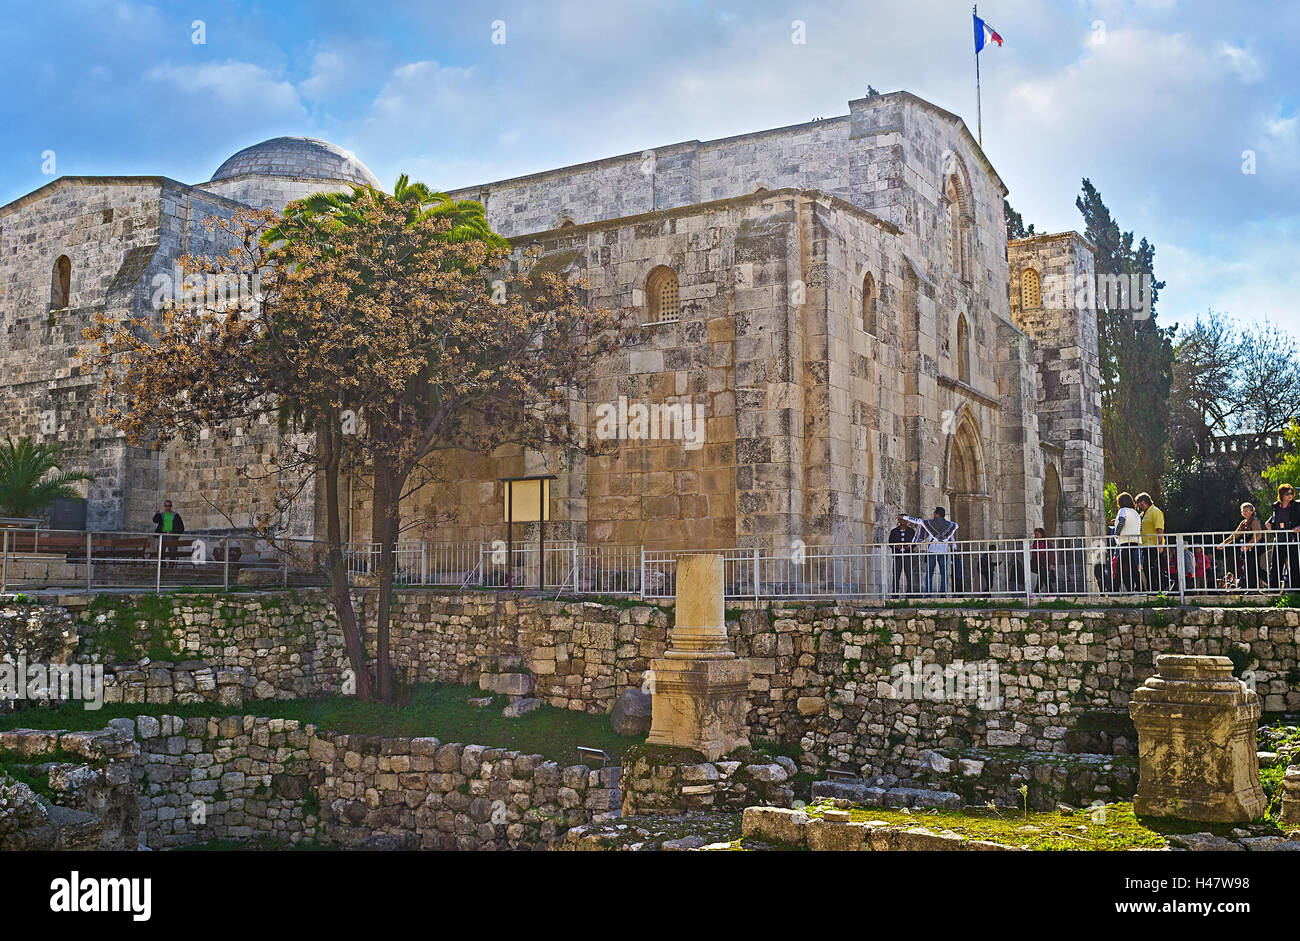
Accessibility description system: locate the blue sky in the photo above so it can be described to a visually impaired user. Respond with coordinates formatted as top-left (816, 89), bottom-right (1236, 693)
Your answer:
top-left (2, 0), bottom-right (1296, 334)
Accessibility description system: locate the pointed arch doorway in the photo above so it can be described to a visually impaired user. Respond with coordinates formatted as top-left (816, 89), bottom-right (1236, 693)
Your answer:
top-left (944, 410), bottom-right (988, 542)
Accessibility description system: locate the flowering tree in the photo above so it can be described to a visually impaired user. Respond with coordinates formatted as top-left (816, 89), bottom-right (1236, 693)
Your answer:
top-left (84, 181), bottom-right (619, 700)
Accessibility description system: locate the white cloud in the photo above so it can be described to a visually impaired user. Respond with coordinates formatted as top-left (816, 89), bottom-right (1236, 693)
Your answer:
top-left (298, 40), bottom-right (391, 101)
top-left (147, 61), bottom-right (304, 117)
top-left (1216, 42), bottom-right (1264, 83)
top-left (299, 51), bottom-right (349, 100)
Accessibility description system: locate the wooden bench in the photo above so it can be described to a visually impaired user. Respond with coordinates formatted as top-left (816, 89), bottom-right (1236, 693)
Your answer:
top-left (3, 532), bottom-right (194, 563)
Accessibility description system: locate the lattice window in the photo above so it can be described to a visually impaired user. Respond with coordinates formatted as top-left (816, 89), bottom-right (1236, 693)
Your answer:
top-left (1021, 267), bottom-right (1041, 309)
top-left (645, 266), bottom-right (680, 323)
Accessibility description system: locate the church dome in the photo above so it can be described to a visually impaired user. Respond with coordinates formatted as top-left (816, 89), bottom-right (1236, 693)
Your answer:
top-left (210, 137), bottom-right (380, 188)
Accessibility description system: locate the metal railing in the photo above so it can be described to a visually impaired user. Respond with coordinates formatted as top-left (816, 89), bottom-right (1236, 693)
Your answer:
top-left (0, 528), bottom-right (331, 594)
top-left (3, 527), bottom-right (1298, 603)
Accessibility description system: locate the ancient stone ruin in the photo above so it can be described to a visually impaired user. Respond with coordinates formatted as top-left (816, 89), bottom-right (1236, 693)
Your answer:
top-left (645, 553), bottom-right (751, 760)
top-left (1130, 654), bottom-right (1267, 822)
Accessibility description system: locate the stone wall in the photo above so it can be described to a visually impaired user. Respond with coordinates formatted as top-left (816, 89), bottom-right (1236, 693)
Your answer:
top-left (21, 591), bottom-right (1300, 795)
top-left (0, 723), bottom-right (140, 850)
top-left (67, 590), bottom-right (668, 714)
top-left (0, 596), bottom-right (77, 665)
top-left (726, 603), bottom-right (1300, 787)
top-left (130, 715), bottom-right (618, 850)
top-left (101, 662), bottom-right (249, 708)
top-left (619, 744), bottom-right (797, 815)
top-left (137, 714), bottom-right (319, 849)
top-left (313, 735), bottom-right (617, 850)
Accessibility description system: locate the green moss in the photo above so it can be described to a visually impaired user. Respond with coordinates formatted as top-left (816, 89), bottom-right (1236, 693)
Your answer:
top-left (1226, 643), bottom-right (1256, 677)
top-left (81, 594), bottom-right (185, 662)
top-left (0, 682), bottom-right (642, 765)
top-left (301, 790), bottom-right (321, 818)
top-left (804, 799), bottom-right (1279, 850)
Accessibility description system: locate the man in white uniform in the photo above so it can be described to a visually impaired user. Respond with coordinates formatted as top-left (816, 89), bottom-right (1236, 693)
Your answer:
top-left (903, 507), bottom-right (959, 595)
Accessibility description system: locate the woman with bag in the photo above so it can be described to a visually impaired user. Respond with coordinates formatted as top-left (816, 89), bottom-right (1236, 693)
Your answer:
top-left (1112, 492), bottom-right (1143, 592)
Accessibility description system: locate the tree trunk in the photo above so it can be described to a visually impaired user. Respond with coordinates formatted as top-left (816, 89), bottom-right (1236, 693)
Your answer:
top-left (370, 452), bottom-right (404, 703)
top-left (321, 423), bottom-right (373, 700)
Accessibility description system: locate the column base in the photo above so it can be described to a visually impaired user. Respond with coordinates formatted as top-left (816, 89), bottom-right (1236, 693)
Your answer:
top-left (645, 656), bottom-right (752, 762)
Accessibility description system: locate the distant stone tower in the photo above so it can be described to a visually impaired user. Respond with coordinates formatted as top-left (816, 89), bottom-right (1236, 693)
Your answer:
top-left (1008, 233), bottom-right (1104, 536)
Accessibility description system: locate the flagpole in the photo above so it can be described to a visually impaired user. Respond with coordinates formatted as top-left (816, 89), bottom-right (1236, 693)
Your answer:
top-left (974, 4), bottom-right (982, 147)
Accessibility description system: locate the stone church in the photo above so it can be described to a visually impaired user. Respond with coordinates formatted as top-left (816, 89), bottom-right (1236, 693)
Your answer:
top-left (0, 90), bottom-right (1103, 551)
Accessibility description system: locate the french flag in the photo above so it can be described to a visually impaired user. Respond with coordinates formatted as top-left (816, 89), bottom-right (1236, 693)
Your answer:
top-left (974, 14), bottom-right (1003, 53)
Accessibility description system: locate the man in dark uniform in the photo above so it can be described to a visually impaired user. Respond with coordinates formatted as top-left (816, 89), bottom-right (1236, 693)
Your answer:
top-left (888, 514), bottom-right (916, 595)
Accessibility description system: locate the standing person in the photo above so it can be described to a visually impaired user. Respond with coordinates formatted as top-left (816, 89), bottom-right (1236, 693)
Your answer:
top-left (1135, 492), bottom-right (1166, 592)
top-left (978, 544), bottom-right (1000, 593)
top-left (1090, 544), bottom-right (1109, 592)
top-left (153, 500), bottom-right (185, 568)
top-left (903, 508), bottom-right (959, 595)
top-left (1029, 527), bottom-right (1057, 593)
top-left (1267, 484), bottom-right (1300, 589)
top-left (1219, 502), bottom-right (1264, 589)
top-left (1191, 545), bottom-right (1209, 590)
top-left (887, 515), bottom-right (916, 595)
top-left (1112, 492), bottom-right (1143, 592)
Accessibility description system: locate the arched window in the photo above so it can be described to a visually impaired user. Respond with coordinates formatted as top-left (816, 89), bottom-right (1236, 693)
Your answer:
top-left (945, 167), bottom-right (973, 282)
top-left (558, 218), bottom-right (576, 228)
top-left (861, 272), bottom-right (877, 334)
top-left (644, 266), bottom-right (680, 324)
top-left (956, 313), bottom-right (971, 384)
top-left (946, 178), bottom-right (962, 276)
top-left (1021, 267), bottom-right (1041, 310)
top-left (50, 255), bottom-right (71, 310)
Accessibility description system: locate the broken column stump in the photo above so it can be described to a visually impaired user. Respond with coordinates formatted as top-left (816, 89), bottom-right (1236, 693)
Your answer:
top-left (1129, 654), bottom-right (1266, 823)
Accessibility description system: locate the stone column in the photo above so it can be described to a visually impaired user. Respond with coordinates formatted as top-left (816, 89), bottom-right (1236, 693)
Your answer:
top-left (646, 554), bottom-right (751, 761)
top-left (1129, 654), bottom-right (1266, 823)
top-left (1281, 766), bottom-right (1300, 829)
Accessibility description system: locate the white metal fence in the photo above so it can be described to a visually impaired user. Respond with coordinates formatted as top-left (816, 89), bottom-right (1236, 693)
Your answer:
top-left (332, 530), bottom-right (1300, 603)
top-left (5, 527), bottom-right (1300, 602)
top-left (0, 527), bottom-right (333, 593)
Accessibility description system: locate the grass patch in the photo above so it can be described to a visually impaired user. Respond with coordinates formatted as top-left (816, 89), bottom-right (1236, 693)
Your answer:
top-left (0, 746), bottom-right (86, 798)
top-left (804, 799), bottom-right (1281, 851)
top-left (0, 683), bottom-right (643, 766)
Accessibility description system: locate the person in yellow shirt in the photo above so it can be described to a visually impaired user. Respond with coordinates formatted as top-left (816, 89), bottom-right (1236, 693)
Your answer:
top-left (1136, 492), bottom-right (1166, 591)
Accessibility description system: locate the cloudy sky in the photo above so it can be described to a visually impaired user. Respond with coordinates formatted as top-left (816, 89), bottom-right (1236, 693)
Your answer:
top-left (2, 0), bottom-right (1295, 334)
